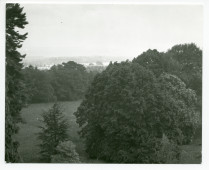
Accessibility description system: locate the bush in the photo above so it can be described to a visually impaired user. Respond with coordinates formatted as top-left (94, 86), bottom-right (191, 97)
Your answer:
top-left (156, 134), bottom-right (180, 163)
top-left (51, 141), bottom-right (80, 163)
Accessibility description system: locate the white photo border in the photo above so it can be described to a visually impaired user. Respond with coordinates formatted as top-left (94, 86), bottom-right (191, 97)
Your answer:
top-left (0, 0), bottom-right (208, 170)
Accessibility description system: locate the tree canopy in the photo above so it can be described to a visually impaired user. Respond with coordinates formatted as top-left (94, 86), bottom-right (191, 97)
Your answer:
top-left (75, 44), bottom-right (201, 163)
top-left (133, 43), bottom-right (202, 111)
top-left (50, 61), bottom-right (92, 101)
top-left (22, 61), bottom-right (95, 103)
top-left (22, 66), bottom-right (56, 103)
top-left (5, 3), bottom-right (28, 162)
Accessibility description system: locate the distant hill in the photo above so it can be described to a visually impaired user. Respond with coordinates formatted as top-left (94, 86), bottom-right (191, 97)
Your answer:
top-left (22, 56), bottom-right (131, 70)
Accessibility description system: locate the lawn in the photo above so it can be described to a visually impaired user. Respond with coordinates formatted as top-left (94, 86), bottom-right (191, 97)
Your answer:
top-left (14, 100), bottom-right (104, 163)
top-left (178, 126), bottom-right (202, 164)
top-left (14, 101), bottom-right (201, 163)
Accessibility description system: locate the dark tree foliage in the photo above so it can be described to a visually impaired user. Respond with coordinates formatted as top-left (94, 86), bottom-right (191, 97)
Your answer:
top-left (133, 43), bottom-right (202, 112)
top-left (5, 3), bottom-right (28, 162)
top-left (133, 49), bottom-right (165, 76)
top-left (51, 141), bottom-right (80, 163)
top-left (38, 103), bottom-right (69, 162)
top-left (167, 43), bottom-right (202, 67)
top-left (75, 61), bottom-right (198, 163)
top-left (50, 61), bottom-right (91, 101)
top-left (157, 73), bottom-right (199, 144)
top-left (22, 65), bottom-right (56, 103)
top-left (166, 44), bottom-right (202, 111)
top-left (22, 61), bottom-right (93, 103)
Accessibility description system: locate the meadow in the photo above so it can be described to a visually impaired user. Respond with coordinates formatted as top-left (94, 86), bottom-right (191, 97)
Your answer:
top-left (14, 101), bottom-right (201, 163)
top-left (14, 101), bottom-right (105, 163)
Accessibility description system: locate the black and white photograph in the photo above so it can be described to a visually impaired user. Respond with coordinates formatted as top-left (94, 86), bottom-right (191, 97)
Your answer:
top-left (1, 0), bottom-right (209, 168)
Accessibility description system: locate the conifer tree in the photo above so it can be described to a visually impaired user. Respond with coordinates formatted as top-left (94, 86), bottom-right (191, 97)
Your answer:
top-left (5, 3), bottom-right (28, 162)
top-left (38, 103), bottom-right (69, 162)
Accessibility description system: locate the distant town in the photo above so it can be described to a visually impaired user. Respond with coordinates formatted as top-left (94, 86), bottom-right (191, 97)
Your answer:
top-left (22, 56), bottom-right (130, 70)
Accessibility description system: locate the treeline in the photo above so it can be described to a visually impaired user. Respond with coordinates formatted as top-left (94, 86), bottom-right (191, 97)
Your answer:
top-left (75, 43), bottom-right (202, 163)
top-left (22, 61), bottom-right (96, 103)
top-left (133, 43), bottom-right (202, 111)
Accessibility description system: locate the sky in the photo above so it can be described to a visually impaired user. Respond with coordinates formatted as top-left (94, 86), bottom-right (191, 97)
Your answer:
top-left (19, 4), bottom-right (203, 61)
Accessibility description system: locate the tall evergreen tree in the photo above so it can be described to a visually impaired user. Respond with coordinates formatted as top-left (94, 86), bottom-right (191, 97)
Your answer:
top-left (5, 3), bottom-right (28, 162)
top-left (38, 103), bottom-right (69, 162)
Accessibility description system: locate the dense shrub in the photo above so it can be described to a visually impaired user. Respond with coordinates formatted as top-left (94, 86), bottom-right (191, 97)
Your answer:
top-left (51, 141), bottom-right (80, 163)
top-left (75, 61), bottom-right (199, 163)
top-left (156, 134), bottom-right (180, 163)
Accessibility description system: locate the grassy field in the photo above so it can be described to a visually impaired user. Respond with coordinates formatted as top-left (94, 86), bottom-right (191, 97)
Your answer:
top-left (178, 126), bottom-right (202, 164)
top-left (14, 101), bottom-right (105, 163)
top-left (14, 101), bottom-right (201, 163)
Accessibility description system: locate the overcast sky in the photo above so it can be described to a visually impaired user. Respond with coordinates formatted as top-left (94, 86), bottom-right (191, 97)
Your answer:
top-left (19, 4), bottom-right (203, 60)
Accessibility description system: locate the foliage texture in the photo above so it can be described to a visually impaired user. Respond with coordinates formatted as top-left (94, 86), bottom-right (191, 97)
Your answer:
top-left (75, 60), bottom-right (199, 163)
top-left (22, 61), bottom-right (94, 103)
top-left (38, 103), bottom-right (68, 162)
top-left (5, 3), bottom-right (28, 162)
top-left (51, 140), bottom-right (80, 163)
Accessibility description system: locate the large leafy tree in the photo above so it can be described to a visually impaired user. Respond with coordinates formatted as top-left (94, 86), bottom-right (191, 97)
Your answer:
top-left (22, 66), bottom-right (56, 103)
top-left (133, 49), bottom-right (165, 76)
top-left (50, 61), bottom-right (91, 101)
top-left (133, 44), bottom-right (202, 112)
top-left (157, 73), bottom-right (199, 144)
top-left (166, 44), bottom-right (202, 111)
top-left (21, 61), bottom-right (94, 103)
top-left (75, 61), bottom-right (199, 163)
top-left (5, 3), bottom-right (28, 162)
